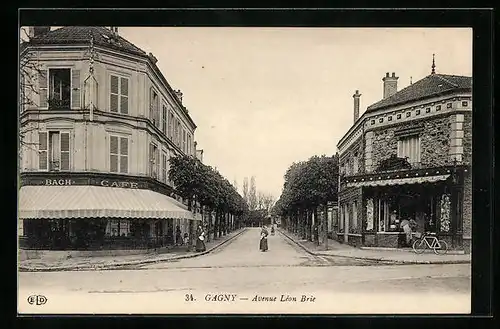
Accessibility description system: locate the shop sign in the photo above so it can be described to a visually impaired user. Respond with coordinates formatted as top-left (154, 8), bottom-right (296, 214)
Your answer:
top-left (100, 180), bottom-right (139, 189)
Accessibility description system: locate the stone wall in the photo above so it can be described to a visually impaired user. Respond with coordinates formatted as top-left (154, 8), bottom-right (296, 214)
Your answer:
top-left (463, 112), bottom-right (472, 165)
top-left (370, 115), bottom-right (453, 169)
top-left (462, 171), bottom-right (472, 253)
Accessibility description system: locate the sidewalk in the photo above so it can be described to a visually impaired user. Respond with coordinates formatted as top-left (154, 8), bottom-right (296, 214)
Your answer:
top-left (279, 229), bottom-right (471, 265)
top-left (19, 228), bottom-right (247, 272)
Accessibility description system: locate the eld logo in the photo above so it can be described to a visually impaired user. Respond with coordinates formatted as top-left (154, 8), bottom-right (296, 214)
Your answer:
top-left (27, 295), bottom-right (47, 305)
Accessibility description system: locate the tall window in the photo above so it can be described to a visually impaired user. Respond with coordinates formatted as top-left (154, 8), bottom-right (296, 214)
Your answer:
top-left (38, 131), bottom-right (70, 171)
top-left (110, 75), bottom-right (129, 114)
top-left (39, 68), bottom-right (81, 110)
top-left (162, 151), bottom-right (168, 183)
top-left (110, 135), bottom-right (128, 173)
top-left (182, 129), bottom-right (187, 153)
top-left (168, 111), bottom-right (175, 140)
top-left (187, 134), bottom-right (192, 155)
top-left (397, 135), bottom-right (421, 164)
top-left (149, 143), bottom-right (159, 178)
top-left (162, 104), bottom-right (168, 135)
top-left (176, 119), bottom-right (181, 146)
top-left (149, 89), bottom-right (160, 125)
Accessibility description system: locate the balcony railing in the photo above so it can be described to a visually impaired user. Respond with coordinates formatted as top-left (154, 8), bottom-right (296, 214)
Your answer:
top-left (48, 98), bottom-right (70, 110)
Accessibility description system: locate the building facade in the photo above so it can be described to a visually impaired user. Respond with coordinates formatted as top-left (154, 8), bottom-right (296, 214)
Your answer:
top-left (336, 67), bottom-right (472, 253)
top-left (19, 26), bottom-right (202, 250)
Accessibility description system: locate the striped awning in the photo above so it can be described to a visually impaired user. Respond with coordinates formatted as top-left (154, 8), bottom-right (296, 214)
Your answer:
top-left (346, 174), bottom-right (451, 188)
top-left (18, 185), bottom-right (197, 220)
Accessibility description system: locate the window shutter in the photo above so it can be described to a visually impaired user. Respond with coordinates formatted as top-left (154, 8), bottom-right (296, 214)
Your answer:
top-left (71, 69), bottom-right (81, 109)
top-left (149, 88), bottom-right (154, 121)
top-left (149, 143), bottom-right (154, 176)
top-left (120, 77), bottom-right (128, 114)
top-left (38, 132), bottom-right (48, 170)
top-left (119, 137), bottom-right (128, 173)
top-left (110, 75), bottom-right (119, 112)
top-left (60, 132), bottom-right (70, 171)
top-left (110, 136), bottom-right (119, 172)
top-left (39, 70), bottom-right (48, 108)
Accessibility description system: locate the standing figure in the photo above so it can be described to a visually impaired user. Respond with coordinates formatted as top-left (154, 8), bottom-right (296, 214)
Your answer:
top-left (270, 225), bottom-right (275, 236)
top-left (175, 225), bottom-right (182, 246)
top-left (195, 225), bottom-right (206, 252)
top-left (260, 225), bottom-right (269, 252)
top-left (400, 217), bottom-right (414, 247)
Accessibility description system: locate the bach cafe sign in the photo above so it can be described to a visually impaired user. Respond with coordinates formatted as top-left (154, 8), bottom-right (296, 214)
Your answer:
top-left (43, 178), bottom-right (140, 189)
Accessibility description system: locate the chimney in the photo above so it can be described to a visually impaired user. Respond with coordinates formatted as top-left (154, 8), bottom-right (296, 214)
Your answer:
top-left (353, 90), bottom-right (361, 123)
top-left (382, 72), bottom-right (399, 99)
top-left (175, 90), bottom-right (183, 104)
top-left (28, 26), bottom-right (51, 39)
top-left (148, 52), bottom-right (158, 64)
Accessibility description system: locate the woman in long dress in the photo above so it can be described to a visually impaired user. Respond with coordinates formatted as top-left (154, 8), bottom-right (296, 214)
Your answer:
top-left (259, 225), bottom-right (269, 252)
top-left (195, 225), bottom-right (206, 252)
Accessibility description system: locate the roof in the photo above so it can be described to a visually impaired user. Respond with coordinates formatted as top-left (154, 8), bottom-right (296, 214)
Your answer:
top-left (366, 73), bottom-right (472, 112)
top-left (26, 26), bottom-right (147, 57)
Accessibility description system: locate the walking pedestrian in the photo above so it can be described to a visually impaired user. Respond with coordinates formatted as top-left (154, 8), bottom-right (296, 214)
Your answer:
top-left (195, 225), bottom-right (206, 252)
top-left (259, 225), bottom-right (269, 252)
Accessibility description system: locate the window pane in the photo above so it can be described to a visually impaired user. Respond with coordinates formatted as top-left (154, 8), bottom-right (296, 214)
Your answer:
top-left (60, 132), bottom-right (70, 152)
top-left (120, 137), bottom-right (128, 156)
top-left (61, 152), bottom-right (70, 171)
top-left (120, 77), bottom-right (128, 96)
top-left (110, 136), bottom-right (119, 154)
top-left (120, 96), bottom-right (128, 114)
top-left (110, 75), bottom-right (119, 94)
top-left (110, 154), bottom-right (118, 172)
top-left (110, 94), bottom-right (119, 112)
top-left (120, 155), bottom-right (128, 173)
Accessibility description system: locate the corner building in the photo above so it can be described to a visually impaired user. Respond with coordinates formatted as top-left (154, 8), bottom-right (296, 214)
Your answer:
top-left (335, 69), bottom-right (472, 253)
top-left (19, 26), bottom-right (202, 251)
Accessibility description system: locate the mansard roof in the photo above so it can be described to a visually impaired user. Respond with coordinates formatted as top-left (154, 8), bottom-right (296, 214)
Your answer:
top-left (366, 73), bottom-right (472, 113)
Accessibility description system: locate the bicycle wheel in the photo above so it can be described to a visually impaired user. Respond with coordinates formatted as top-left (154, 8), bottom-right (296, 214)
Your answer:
top-left (412, 238), bottom-right (426, 254)
top-left (434, 240), bottom-right (448, 255)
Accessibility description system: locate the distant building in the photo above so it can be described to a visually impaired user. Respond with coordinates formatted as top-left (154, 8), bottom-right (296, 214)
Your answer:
top-left (335, 60), bottom-right (472, 253)
top-left (19, 26), bottom-right (201, 251)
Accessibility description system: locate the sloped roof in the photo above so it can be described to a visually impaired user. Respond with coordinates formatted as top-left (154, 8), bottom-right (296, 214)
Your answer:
top-left (26, 26), bottom-right (147, 57)
top-left (366, 73), bottom-right (472, 112)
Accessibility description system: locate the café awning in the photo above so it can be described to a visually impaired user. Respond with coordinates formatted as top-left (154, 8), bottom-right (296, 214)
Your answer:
top-left (18, 185), bottom-right (197, 220)
top-left (346, 174), bottom-right (451, 188)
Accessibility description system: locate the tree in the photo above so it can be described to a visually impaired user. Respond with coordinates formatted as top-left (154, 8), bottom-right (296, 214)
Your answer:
top-left (242, 177), bottom-right (249, 205)
top-left (277, 154), bottom-right (339, 246)
top-left (249, 176), bottom-right (257, 211)
top-left (19, 28), bottom-right (46, 161)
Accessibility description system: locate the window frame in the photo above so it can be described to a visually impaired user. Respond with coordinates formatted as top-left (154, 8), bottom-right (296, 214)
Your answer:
top-left (44, 67), bottom-right (74, 110)
top-left (397, 134), bottom-right (421, 164)
top-left (38, 130), bottom-right (72, 171)
top-left (109, 73), bottom-right (130, 114)
top-left (109, 134), bottom-right (129, 174)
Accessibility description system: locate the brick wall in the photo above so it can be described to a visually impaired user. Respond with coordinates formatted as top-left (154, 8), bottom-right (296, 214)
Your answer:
top-left (370, 115), bottom-right (453, 169)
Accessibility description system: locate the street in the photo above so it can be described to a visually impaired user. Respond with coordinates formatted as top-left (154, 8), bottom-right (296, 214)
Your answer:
top-left (18, 228), bottom-right (471, 314)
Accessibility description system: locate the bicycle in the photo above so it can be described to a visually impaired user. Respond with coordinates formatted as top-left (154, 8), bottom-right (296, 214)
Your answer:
top-left (412, 232), bottom-right (448, 255)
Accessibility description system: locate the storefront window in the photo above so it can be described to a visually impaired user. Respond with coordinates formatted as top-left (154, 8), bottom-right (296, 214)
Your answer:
top-left (377, 198), bottom-right (399, 232)
top-left (106, 220), bottom-right (130, 237)
top-left (366, 199), bottom-right (374, 231)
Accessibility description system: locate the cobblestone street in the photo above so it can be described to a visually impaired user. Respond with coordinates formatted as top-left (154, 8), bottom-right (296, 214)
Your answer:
top-left (19, 228), bottom-right (471, 314)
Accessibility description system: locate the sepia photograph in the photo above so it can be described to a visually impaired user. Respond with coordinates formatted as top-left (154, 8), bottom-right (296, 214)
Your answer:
top-left (18, 18), bottom-right (476, 315)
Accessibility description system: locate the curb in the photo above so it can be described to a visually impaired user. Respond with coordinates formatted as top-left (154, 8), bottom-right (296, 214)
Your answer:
top-left (278, 229), bottom-right (470, 265)
top-left (19, 228), bottom-right (247, 272)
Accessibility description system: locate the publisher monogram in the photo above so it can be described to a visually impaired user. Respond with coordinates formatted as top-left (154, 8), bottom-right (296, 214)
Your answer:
top-left (27, 295), bottom-right (47, 305)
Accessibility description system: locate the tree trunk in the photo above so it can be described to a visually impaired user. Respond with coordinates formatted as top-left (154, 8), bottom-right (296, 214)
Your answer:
top-left (323, 203), bottom-right (329, 250)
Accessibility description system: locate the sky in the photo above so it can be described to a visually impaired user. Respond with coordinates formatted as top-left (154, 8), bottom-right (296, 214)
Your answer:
top-left (117, 27), bottom-right (472, 199)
